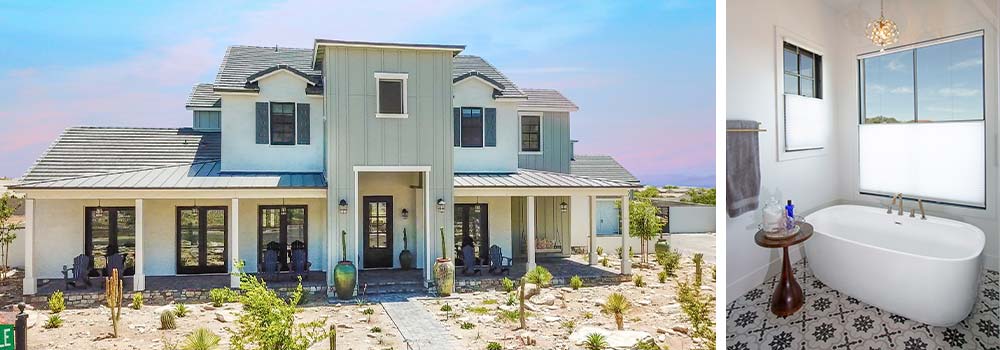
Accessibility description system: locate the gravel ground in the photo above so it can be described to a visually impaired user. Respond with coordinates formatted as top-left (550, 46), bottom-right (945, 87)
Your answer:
top-left (421, 253), bottom-right (717, 350)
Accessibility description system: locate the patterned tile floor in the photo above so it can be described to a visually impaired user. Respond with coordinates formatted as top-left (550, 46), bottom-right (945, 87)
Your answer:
top-left (727, 260), bottom-right (999, 350)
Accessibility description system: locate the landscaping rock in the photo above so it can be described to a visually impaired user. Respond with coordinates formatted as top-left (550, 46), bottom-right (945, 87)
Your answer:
top-left (524, 283), bottom-right (540, 298)
top-left (215, 310), bottom-right (236, 323)
top-left (543, 316), bottom-right (561, 323)
top-left (529, 293), bottom-right (556, 306)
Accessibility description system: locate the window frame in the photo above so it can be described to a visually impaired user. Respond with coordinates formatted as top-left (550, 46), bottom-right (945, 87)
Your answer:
top-left (175, 206), bottom-right (229, 274)
top-left (856, 30), bottom-right (987, 209)
top-left (269, 102), bottom-right (297, 146)
top-left (192, 110), bottom-right (221, 131)
top-left (519, 113), bottom-right (543, 154)
top-left (773, 28), bottom-right (828, 162)
top-left (84, 207), bottom-right (136, 277)
top-left (782, 42), bottom-right (822, 99)
top-left (375, 72), bottom-right (409, 119)
top-left (257, 205), bottom-right (309, 271)
top-left (459, 106), bottom-right (485, 148)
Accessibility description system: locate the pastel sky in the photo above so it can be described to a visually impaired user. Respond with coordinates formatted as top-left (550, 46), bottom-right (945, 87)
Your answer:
top-left (0, 0), bottom-right (715, 187)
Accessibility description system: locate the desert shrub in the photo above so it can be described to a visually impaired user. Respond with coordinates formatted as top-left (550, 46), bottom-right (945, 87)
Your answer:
top-left (48, 290), bottom-right (65, 313)
top-left (369, 326), bottom-right (382, 333)
top-left (467, 306), bottom-right (489, 315)
top-left (601, 293), bottom-right (632, 330)
top-left (658, 270), bottom-right (667, 283)
top-left (160, 310), bottom-right (177, 330)
top-left (460, 321), bottom-right (475, 329)
top-left (497, 309), bottom-right (529, 323)
top-left (362, 307), bottom-right (375, 322)
top-left (132, 292), bottom-right (144, 310)
top-left (657, 250), bottom-right (682, 277)
top-left (181, 327), bottom-right (221, 350)
top-left (174, 303), bottom-right (189, 318)
top-left (560, 320), bottom-right (576, 331)
top-left (505, 292), bottom-right (517, 306)
top-left (677, 278), bottom-right (716, 350)
top-left (210, 288), bottom-right (237, 307)
top-left (633, 274), bottom-right (646, 288)
top-left (523, 266), bottom-right (553, 287)
top-left (227, 262), bottom-right (330, 350)
top-left (600, 257), bottom-right (609, 267)
top-left (486, 342), bottom-right (503, 350)
top-left (482, 299), bottom-right (497, 305)
top-left (582, 311), bottom-right (594, 319)
top-left (583, 333), bottom-right (609, 350)
top-left (615, 247), bottom-right (623, 259)
top-left (439, 304), bottom-right (452, 312)
top-left (569, 275), bottom-right (583, 290)
top-left (43, 314), bottom-right (63, 329)
top-left (633, 339), bottom-right (661, 350)
top-left (501, 277), bottom-right (515, 292)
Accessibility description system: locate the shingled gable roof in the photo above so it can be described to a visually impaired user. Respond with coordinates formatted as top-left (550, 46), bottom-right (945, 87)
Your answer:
top-left (213, 45), bottom-right (322, 95)
top-left (185, 83), bottom-right (222, 109)
top-left (453, 55), bottom-right (526, 99)
top-left (453, 70), bottom-right (505, 91)
top-left (570, 155), bottom-right (640, 183)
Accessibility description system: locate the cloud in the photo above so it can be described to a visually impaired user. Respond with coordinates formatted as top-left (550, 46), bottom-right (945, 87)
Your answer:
top-left (890, 86), bottom-right (912, 94)
top-left (948, 58), bottom-right (982, 70)
top-left (937, 87), bottom-right (980, 97)
top-left (886, 59), bottom-right (907, 72)
top-left (503, 67), bottom-right (587, 74)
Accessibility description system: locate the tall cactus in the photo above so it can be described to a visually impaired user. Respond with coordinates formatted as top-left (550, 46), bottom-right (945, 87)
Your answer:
top-left (439, 227), bottom-right (447, 259)
top-left (329, 324), bottom-right (337, 350)
top-left (105, 268), bottom-right (123, 338)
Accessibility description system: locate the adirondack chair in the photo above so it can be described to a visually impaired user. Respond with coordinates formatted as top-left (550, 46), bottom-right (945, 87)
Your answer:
top-left (104, 253), bottom-right (125, 288)
top-left (258, 249), bottom-right (280, 281)
top-left (265, 241), bottom-right (286, 270)
top-left (61, 254), bottom-right (92, 290)
top-left (290, 246), bottom-right (311, 281)
top-left (461, 245), bottom-right (481, 276)
top-left (488, 245), bottom-right (512, 275)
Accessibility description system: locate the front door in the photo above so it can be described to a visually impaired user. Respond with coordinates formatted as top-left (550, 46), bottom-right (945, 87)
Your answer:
top-left (363, 196), bottom-right (393, 268)
top-left (177, 207), bottom-right (228, 274)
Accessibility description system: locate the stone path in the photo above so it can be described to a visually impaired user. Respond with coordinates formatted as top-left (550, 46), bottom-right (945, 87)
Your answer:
top-left (379, 294), bottom-right (459, 350)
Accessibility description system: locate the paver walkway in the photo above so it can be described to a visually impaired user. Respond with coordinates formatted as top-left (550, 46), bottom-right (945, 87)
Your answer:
top-left (379, 294), bottom-right (459, 350)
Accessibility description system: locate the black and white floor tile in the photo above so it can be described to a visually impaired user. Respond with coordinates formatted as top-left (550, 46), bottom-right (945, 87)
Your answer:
top-left (727, 260), bottom-right (1000, 350)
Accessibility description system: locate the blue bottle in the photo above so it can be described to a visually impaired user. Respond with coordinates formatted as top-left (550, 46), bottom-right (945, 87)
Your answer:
top-left (785, 200), bottom-right (795, 218)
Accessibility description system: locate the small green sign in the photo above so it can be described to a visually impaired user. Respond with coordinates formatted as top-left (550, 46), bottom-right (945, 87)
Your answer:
top-left (0, 324), bottom-right (13, 350)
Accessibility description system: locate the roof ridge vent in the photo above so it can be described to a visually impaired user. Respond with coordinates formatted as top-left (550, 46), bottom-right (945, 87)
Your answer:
top-left (274, 44), bottom-right (279, 52)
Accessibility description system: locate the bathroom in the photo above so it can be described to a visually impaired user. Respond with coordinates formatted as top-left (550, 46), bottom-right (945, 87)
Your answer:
top-left (725, 0), bottom-right (999, 348)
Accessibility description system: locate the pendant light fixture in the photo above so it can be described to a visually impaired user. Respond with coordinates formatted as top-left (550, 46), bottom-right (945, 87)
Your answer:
top-left (95, 199), bottom-right (105, 218)
top-left (866, 0), bottom-right (899, 51)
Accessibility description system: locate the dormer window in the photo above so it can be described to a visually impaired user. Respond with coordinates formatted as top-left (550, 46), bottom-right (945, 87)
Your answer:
top-left (270, 102), bottom-right (296, 145)
top-left (375, 72), bottom-right (408, 118)
top-left (460, 107), bottom-right (484, 147)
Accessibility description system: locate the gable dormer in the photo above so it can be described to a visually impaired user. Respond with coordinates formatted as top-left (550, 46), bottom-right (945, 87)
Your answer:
top-left (451, 56), bottom-right (527, 173)
top-left (209, 46), bottom-right (325, 173)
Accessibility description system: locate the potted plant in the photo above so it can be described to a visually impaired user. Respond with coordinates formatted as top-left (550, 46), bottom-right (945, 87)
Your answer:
top-left (433, 227), bottom-right (455, 296)
top-left (399, 228), bottom-right (414, 270)
top-left (333, 230), bottom-right (357, 300)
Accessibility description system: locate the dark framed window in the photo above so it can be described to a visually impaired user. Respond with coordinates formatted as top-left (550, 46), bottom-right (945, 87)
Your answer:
top-left (85, 207), bottom-right (136, 277)
top-left (783, 42), bottom-right (822, 98)
top-left (378, 80), bottom-right (404, 114)
top-left (270, 102), bottom-right (295, 145)
top-left (454, 204), bottom-right (489, 266)
top-left (520, 115), bottom-right (541, 152)
top-left (258, 205), bottom-right (308, 271)
top-left (460, 107), bottom-right (483, 147)
top-left (176, 207), bottom-right (228, 274)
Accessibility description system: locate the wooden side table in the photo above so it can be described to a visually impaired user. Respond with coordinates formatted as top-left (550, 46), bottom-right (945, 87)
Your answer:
top-left (754, 222), bottom-right (813, 317)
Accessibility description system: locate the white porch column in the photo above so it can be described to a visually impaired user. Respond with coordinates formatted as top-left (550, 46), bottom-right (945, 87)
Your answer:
top-left (133, 199), bottom-right (145, 291)
top-left (589, 196), bottom-right (598, 265)
top-left (229, 198), bottom-right (240, 288)
top-left (22, 199), bottom-right (34, 295)
top-left (526, 196), bottom-right (536, 271)
top-left (620, 194), bottom-right (631, 275)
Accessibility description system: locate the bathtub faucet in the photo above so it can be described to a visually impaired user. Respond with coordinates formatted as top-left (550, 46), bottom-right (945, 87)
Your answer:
top-left (917, 199), bottom-right (926, 220)
top-left (888, 193), bottom-right (903, 215)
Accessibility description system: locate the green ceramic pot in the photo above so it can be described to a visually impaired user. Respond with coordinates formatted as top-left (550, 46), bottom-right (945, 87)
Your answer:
top-left (333, 261), bottom-right (357, 300)
top-left (399, 250), bottom-right (414, 270)
top-left (654, 238), bottom-right (670, 256)
top-left (433, 258), bottom-right (455, 296)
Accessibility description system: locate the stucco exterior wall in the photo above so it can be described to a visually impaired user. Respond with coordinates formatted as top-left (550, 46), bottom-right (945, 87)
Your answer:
top-left (221, 72), bottom-right (325, 172)
top-left (452, 79), bottom-right (519, 173)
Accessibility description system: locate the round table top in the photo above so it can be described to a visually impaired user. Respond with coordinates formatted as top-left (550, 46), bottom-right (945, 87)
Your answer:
top-left (755, 222), bottom-right (813, 248)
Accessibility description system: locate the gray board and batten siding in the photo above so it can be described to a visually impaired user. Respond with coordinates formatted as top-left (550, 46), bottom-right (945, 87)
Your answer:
top-left (518, 111), bottom-right (572, 173)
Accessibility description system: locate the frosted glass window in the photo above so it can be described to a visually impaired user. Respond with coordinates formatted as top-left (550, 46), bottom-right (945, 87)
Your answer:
top-left (859, 121), bottom-right (985, 207)
top-left (784, 94), bottom-right (825, 151)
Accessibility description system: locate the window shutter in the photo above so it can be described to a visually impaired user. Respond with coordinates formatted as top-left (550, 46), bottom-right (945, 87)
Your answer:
top-left (256, 102), bottom-right (269, 144)
top-left (453, 107), bottom-right (461, 147)
top-left (296, 103), bottom-right (310, 145)
top-left (485, 108), bottom-right (496, 147)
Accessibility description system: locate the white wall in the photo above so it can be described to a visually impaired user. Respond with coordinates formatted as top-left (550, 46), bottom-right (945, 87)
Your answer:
top-left (452, 78), bottom-right (520, 173)
top-left (455, 196), bottom-right (512, 259)
top-left (668, 206), bottom-right (716, 233)
top-left (831, 0), bottom-right (1000, 272)
top-left (568, 195), bottom-right (654, 255)
top-left (221, 72), bottom-right (324, 172)
top-left (726, 0), bottom-right (843, 303)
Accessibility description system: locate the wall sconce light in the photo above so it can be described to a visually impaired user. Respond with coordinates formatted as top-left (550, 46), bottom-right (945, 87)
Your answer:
top-left (560, 201), bottom-right (568, 213)
top-left (401, 208), bottom-right (409, 220)
top-left (339, 199), bottom-right (348, 215)
top-left (437, 199), bottom-right (446, 213)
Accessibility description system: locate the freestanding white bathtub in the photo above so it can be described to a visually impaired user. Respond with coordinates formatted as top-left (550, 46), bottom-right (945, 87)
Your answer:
top-left (804, 205), bottom-right (984, 326)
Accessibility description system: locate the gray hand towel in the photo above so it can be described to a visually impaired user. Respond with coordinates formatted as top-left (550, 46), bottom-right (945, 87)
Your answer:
top-left (727, 120), bottom-right (761, 218)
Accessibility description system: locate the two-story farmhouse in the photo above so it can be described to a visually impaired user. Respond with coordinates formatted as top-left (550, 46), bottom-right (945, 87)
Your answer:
top-left (11, 40), bottom-right (640, 297)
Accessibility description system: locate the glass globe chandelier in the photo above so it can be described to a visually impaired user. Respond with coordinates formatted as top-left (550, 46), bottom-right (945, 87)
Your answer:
top-left (866, 0), bottom-right (899, 51)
